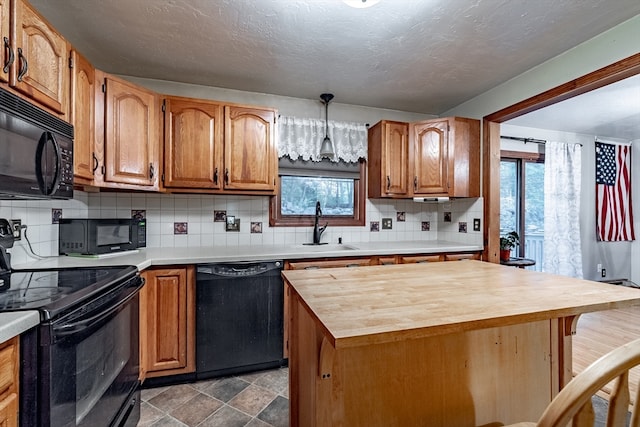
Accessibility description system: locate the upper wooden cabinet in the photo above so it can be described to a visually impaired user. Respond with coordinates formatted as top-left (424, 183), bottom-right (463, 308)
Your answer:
top-left (367, 120), bottom-right (410, 198)
top-left (368, 116), bottom-right (480, 198)
top-left (162, 98), bottom-right (277, 194)
top-left (0, 0), bottom-right (9, 85)
top-left (223, 105), bottom-right (277, 192)
top-left (70, 49), bottom-right (96, 183)
top-left (103, 75), bottom-right (160, 189)
top-left (11, 0), bottom-right (69, 116)
top-left (163, 96), bottom-right (223, 190)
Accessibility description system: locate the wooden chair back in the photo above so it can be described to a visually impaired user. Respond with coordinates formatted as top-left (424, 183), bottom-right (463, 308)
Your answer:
top-left (507, 337), bottom-right (640, 426)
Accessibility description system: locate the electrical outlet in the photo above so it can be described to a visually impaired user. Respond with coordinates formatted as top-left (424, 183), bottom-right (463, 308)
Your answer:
top-left (597, 263), bottom-right (602, 272)
top-left (601, 268), bottom-right (607, 278)
top-left (382, 218), bottom-right (393, 230)
top-left (10, 219), bottom-right (21, 240)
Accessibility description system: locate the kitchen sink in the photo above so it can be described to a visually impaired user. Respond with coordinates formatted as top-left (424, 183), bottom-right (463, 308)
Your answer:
top-left (297, 244), bottom-right (357, 252)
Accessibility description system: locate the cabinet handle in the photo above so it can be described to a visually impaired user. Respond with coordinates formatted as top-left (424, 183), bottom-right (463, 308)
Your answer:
top-left (16, 48), bottom-right (28, 82)
top-left (224, 168), bottom-right (229, 185)
top-left (149, 163), bottom-right (155, 179)
top-left (92, 152), bottom-right (99, 174)
top-left (414, 176), bottom-right (418, 191)
top-left (2, 37), bottom-right (14, 74)
top-left (386, 175), bottom-right (391, 190)
top-left (213, 167), bottom-right (218, 184)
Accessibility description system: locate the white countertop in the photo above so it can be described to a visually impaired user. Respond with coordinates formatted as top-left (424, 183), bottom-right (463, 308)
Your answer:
top-left (13, 240), bottom-right (482, 271)
top-left (0, 311), bottom-right (40, 343)
top-left (2, 240), bottom-right (480, 343)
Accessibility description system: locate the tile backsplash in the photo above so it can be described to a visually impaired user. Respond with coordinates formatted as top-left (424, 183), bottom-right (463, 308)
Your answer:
top-left (1, 192), bottom-right (483, 265)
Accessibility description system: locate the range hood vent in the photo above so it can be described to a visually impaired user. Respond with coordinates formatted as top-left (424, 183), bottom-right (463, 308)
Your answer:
top-left (413, 197), bottom-right (450, 203)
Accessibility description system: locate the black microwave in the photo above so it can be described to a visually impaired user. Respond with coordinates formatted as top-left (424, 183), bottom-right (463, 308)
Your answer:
top-left (59, 218), bottom-right (147, 255)
top-left (0, 87), bottom-right (74, 199)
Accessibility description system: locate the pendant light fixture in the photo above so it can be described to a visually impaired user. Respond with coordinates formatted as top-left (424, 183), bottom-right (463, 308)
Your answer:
top-left (319, 93), bottom-right (335, 159)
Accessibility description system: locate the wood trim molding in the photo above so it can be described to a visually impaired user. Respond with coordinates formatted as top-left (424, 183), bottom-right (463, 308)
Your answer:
top-left (483, 53), bottom-right (640, 264)
top-left (486, 53), bottom-right (640, 123)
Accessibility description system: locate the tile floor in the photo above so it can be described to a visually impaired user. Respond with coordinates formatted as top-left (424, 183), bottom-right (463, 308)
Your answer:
top-left (137, 366), bottom-right (617, 427)
top-left (137, 367), bottom-right (289, 427)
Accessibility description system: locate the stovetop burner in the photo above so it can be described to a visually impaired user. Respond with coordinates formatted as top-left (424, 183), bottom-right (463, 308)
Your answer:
top-left (0, 265), bottom-right (138, 320)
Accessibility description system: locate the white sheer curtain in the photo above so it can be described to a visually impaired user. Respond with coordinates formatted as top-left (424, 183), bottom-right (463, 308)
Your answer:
top-left (543, 141), bottom-right (583, 277)
top-left (278, 116), bottom-right (367, 162)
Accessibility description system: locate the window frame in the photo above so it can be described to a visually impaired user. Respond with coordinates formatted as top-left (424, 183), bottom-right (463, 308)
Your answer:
top-left (269, 160), bottom-right (366, 227)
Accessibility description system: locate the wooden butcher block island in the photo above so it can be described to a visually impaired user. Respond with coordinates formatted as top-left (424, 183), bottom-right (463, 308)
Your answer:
top-left (282, 260), bottom-right (640, 427)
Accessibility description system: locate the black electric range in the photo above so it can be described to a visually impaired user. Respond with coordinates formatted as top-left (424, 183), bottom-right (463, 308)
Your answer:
top-left (0, 265), bottom-right (139, 320)
top-left (0, 262), bottom-right (143, 427)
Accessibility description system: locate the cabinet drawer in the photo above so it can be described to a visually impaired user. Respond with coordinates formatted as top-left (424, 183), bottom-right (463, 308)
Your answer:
top-left (400, 255), bottom-right (443, 264)
top-left (286, 258), bottom-right (373, 270)
top-left (444, 253), bottom-right (481, 261)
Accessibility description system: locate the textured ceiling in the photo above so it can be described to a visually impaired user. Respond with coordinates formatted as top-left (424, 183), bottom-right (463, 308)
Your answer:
top-left (28, 0), bottom-right (640, 116)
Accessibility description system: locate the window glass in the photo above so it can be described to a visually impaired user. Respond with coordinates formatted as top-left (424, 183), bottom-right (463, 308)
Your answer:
top-left (500, 152), bottom-right (544, 271)
top-left (500, 160), bottom-right (518, 234)
top-left (280, 176), bottom-right (354, 216)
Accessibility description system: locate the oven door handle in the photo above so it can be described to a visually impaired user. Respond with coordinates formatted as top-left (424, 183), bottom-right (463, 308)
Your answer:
top-left (52, 284), bottom-right (140, 338)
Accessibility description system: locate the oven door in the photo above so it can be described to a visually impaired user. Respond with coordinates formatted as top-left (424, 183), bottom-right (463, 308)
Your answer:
top-left (38, 276), bottom-right (142, 427)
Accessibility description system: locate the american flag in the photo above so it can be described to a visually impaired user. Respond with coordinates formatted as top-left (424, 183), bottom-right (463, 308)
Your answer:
top-left (595, 142), bottom-right (635, 241)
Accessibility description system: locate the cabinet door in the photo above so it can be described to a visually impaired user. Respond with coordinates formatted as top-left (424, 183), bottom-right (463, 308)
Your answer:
top-left (164, 97), bottom-right (223, 189)
top-left (0, 337), bottom-right (18, 427)
top-left (104, 77), bottom-right (159, 188)
top-left (70, 50), bottom-right (96, 182)
top-left (411, 118), bottom-right (449, 195)
top-left (0, 393), bottom-right (17, 427)
top-left (367, 120), bottom-right (410, 198)
top-left (13, 0), bottom-right (69, 115)
top-left (383, 121), bottom-right (410, 195)
top-left (224, 105), bottom-right (277, 192)
top-left (0, 0), bottom-right (9, 84)
top-left (140, 267), bottom-right (195, 377)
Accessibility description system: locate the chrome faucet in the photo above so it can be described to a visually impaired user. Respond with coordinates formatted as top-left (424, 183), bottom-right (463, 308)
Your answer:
top-left (313, 201), bottom-right (328, 245)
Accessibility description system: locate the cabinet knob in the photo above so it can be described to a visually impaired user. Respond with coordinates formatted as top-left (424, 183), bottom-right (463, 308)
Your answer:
top-left (2, 37), bottom-right (14, 74)
top-left (386, 175), bottom-right (391, 190)
top-left (414, 176), bottom-right (418, 191)
top-left (224, 168), bottom-right (229, 185)
top-left (149, 163), bottom-right (155, 179)
top-left (213, 167), bottom-right (218, 184)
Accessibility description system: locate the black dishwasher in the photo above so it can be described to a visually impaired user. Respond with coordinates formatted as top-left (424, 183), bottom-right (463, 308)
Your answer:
top-left (196, 261), bottom-right (285, 379)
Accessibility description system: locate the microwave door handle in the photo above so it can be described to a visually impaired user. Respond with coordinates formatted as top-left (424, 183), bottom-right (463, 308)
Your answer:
top-left (35, 132), bottom-right (61, 196)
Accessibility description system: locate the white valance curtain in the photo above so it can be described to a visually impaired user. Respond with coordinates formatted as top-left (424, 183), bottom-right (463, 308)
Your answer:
top-left (543, 141), bottom-right (583, 278)
top-left (277, 116), bottom-right (368, 163)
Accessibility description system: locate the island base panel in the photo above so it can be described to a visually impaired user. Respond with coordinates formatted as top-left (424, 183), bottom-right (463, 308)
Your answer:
top-left (290, 295), bottom-right (555, 426)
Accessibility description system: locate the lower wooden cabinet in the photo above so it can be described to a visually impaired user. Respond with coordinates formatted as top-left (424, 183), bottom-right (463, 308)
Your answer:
top-left (140, 266), bottom-right (195, 380)
top-left (0, 337), bottom-right (18, 427)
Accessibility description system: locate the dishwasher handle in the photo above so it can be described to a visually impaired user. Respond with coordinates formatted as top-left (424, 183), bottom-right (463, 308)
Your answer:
top-left (197, 261), bottom-right (283, 277)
